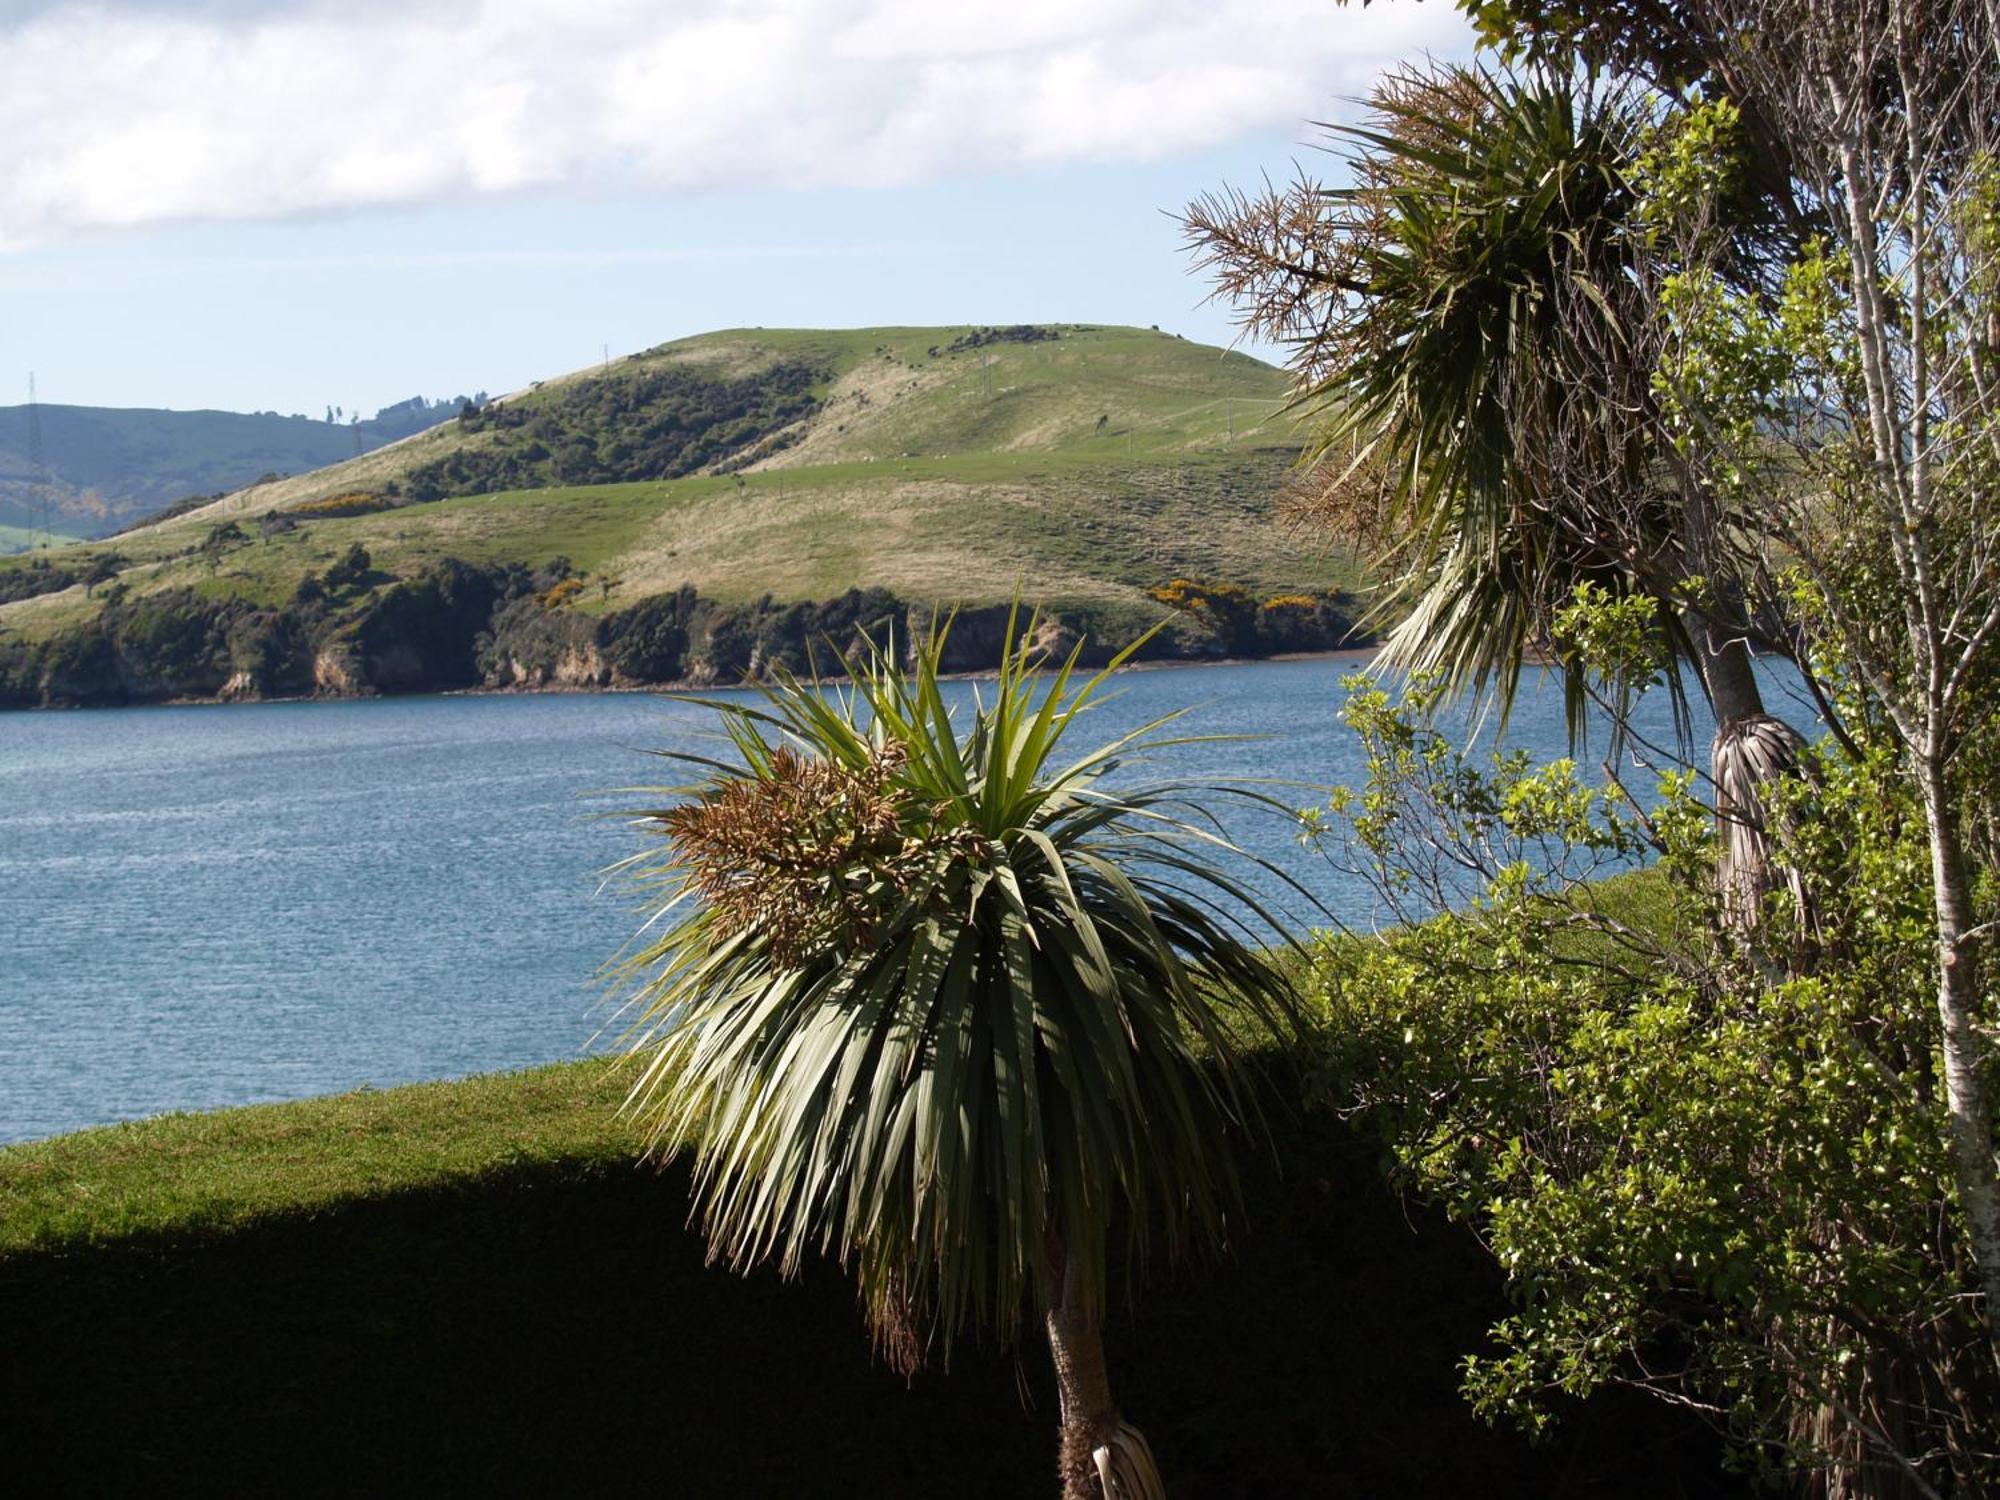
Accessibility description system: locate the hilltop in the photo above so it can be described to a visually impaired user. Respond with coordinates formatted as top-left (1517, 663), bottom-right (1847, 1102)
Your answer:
top-left (0, 325), bottom-right (1365, 708)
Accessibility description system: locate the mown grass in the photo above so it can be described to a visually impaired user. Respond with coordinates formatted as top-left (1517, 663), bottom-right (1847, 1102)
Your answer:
top-left (2, 1042), bottom-right (1740, 1496)
top-left (0, 1062), bottom-right (637, 1253)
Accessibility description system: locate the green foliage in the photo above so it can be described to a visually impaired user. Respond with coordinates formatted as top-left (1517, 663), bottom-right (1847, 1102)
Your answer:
top-left (1773, 239), bottom-right (1859, 406)
top-left (353, 558), bottom-right (506, 690)
top-left (1146, 576), bottom-right (1354, 655)
top-left (1266, 64), bottom-right (1683, 731)
top-left (1446, 0), bottom-right (1717, 91)
top-left (599, 586), bottom-right (695, 682)
top-left (0, 1059), bottom-right (1746, 1496)
top-left (610, 617), bottom-right (1299, 1363)
top-left (280, 491), bottom-right (394, 521)
top-left (321, 542), bottom-right (372, 592)
top-left (0, 557), bottom-right (78, 606)
top-left (2, 562), bottom-right (1360, 708)
top-left (928, 325), bottom-right (1064, 357)
top-left (80, 554), bottom-right (125, 595)
top-left (1655, 272), bottom-right (1789, 475)
top-left (0, 586), bottom-right (316, 707)
top-left (1549, 581), bottom-right (1671, 695)
top-left (1629, 97), bottom-right (1745, 243)
top-left (1304, 680), bottom-right (1999, 1488)
top-left (405, 360), bottom-right (824, 501)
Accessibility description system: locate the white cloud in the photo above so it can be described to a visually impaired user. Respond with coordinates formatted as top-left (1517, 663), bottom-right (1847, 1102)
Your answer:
top-left (0, 0), bottom-right (1467, 249)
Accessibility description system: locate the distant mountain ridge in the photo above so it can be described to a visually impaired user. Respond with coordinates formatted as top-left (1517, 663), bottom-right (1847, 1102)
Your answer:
top-left (0, 396), bottom-right (481, 538)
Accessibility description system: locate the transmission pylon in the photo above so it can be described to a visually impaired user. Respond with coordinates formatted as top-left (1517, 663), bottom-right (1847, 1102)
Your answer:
top-left (25, 373), bottom-right (52, 549)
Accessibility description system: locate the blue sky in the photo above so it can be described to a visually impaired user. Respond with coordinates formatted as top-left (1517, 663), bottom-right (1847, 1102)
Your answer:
top-left (0, 0), bottom-right (1469, 416)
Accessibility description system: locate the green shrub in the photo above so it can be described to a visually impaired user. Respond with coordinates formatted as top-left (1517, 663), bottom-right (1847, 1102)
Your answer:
top-left (1302, 676), bottom-right (1998, 1491)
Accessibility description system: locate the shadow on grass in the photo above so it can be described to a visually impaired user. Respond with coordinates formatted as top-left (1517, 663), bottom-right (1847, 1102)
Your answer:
top-left (1, 1127), bottom-right (1748, 1498)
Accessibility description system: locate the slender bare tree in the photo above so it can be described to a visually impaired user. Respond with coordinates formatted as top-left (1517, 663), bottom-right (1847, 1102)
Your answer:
top-left (1675, 0), bottom-right (2000, 1374)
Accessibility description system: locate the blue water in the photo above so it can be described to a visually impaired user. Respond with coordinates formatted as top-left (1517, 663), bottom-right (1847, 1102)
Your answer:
top-left (0, 656), bottom-right (1808, 1143)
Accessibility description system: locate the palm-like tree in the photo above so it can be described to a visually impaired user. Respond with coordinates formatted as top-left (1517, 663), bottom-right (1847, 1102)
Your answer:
top-left (609, 618), bottom-right (1297, 1498)
top-left (1185, 63), bottom-right (1805, 921)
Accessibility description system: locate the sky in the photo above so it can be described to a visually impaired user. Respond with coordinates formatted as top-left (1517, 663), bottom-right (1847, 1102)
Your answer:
top-left (0, 0), bottom-right (1471, 416)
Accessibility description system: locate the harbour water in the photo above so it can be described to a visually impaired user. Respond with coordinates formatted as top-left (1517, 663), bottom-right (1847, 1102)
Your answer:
top-left (0, 656), bottom-right (1788, 1143)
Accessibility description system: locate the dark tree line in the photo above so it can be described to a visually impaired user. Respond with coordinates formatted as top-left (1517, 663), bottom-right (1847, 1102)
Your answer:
top-left (399, 361), bottom-right (826, 501)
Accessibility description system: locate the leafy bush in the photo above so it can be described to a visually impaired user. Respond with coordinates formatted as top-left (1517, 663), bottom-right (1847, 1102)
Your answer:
top-left (281, 492), bottom-right (394, 521)
top-left (0, 560), bottom-right (78, 606)
top-left (600, 588), bottom-right (696, 683)
top-left (538, 577), bottom-right (587, 610)
top-left (352, 559), bottom-right (507, 690)
top-left (1303, 676), bottom-right (1999, 1492)
top-left (403, 360), bottom-right (825, 501)
top-left (322, 544), bottom-right (372, 592)
top-left (931, 325), bottom-right (1063, 357)
top-left (1149, 577), bottom-right (1354, 655)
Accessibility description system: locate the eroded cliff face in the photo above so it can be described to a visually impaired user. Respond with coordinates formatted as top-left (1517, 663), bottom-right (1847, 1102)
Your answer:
top-left (490, 642), bottom-right (610, 691)
top-left (312, 644), bottom-right (369, 698)
top-left (218, 669), bottom-right (259, 702)
top-left (1, 565), bottom-right (1364, 710)
top-left (554, 644), bottom-right (610, 688)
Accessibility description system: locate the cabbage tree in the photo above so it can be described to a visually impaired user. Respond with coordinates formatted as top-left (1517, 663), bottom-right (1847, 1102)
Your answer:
top-left (610, 618), bottom-right (1298, 1498)
top-left (1184, 63), bottom-right (1809, 923)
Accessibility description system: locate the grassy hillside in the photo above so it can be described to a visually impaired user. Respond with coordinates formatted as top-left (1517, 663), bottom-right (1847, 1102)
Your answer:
top-left (0, 326), bottom-right (1366, 706)
top-left (0, 397), bottom-right (466, 538)
top-left (2, 327), bottom-right (1333, 629)
top-left (0, 522), bottom-right (82, 556)
top-left (0, 1062), bottom-right (1740, 1496)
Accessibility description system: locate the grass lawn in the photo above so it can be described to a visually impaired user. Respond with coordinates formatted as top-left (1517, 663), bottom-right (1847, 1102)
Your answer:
top-left (1, 1057), bottom-right (1742, 1497)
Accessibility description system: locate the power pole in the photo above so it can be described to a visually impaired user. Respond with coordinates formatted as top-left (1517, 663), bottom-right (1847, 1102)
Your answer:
top-left (25, 373), bottom-right (51, 549)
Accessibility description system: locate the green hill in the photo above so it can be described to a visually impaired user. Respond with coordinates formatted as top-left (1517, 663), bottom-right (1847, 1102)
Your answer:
top-left (0, 522), bottom-right (83, 556)
top-left (0, 326), bottom-right (1365, 708)
top-left (0, 397), bottom-right (472, 538)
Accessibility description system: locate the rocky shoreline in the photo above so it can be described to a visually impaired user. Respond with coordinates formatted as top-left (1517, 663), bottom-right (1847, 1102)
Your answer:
top-left (0, 564), bottom-right (1367, 711)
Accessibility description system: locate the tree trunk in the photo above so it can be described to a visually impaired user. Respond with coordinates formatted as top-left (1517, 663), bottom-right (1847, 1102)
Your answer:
top-left (1915, 761), bottom-right (2000, 1370)
top-left (1696, 616), bottom-right (1768, 728)
top-left (1788, 1317), bottom-right (1944, 1499)
top-left (1692, 613), bottom-right (1810, 934)
top-left (1045, 1233), bottom-right (1120, 1500)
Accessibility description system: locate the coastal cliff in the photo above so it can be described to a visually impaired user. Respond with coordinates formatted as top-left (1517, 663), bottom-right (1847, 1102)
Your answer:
top-left (0, 565), bottom-right (1361, 709)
